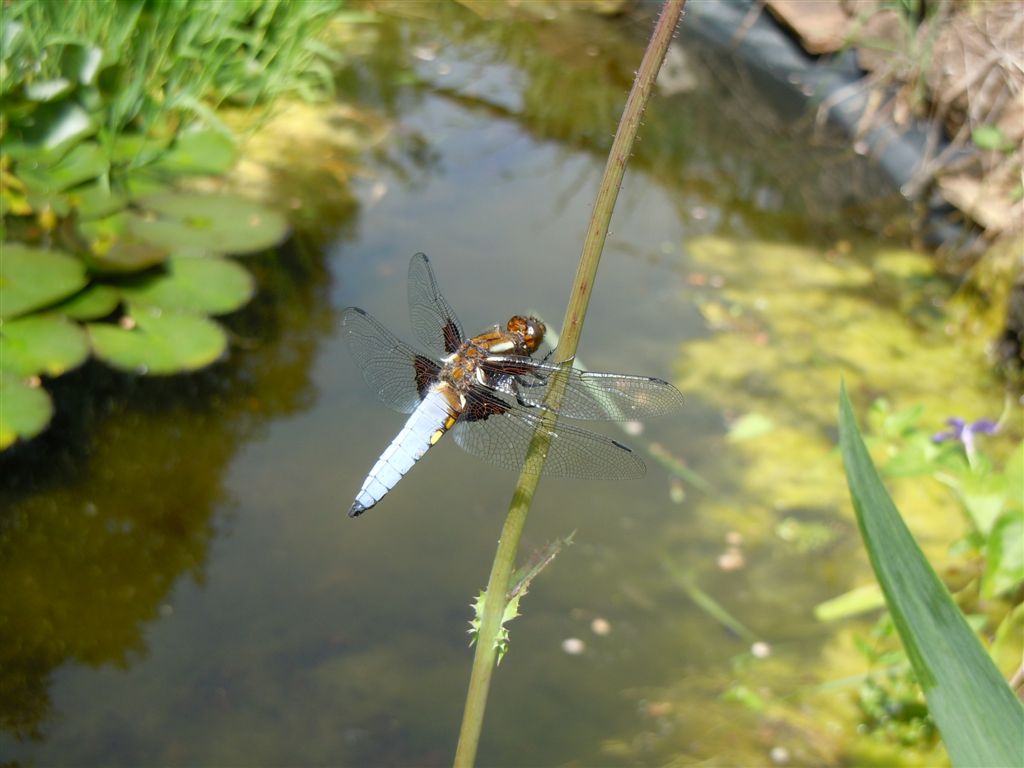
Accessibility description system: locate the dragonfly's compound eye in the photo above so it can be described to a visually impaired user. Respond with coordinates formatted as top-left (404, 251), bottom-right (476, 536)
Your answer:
top-left (523, 317), bottom-right (545, 351)
top-left (507, 315), bottom-right (545, 352)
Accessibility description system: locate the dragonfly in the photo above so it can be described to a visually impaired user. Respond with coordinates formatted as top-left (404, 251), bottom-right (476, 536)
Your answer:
top-left (342, 253), bottom-right (685, 517)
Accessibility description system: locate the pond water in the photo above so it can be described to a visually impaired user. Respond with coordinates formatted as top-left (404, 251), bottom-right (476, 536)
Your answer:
top-left (0, 4), bottom-right (1001, 766)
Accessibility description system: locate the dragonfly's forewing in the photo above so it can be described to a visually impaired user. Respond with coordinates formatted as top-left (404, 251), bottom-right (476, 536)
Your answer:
top-left (341, 307), bottom-right (440, 414)
top-left (408, 252), bottom-right (465, 356)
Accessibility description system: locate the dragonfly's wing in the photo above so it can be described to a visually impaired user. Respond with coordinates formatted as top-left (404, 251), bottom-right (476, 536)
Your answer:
top-left (408, 252), bottom-right (465, 356)
top-left (341, 307), bottom-right (440, 414)
top-left (451, 389), bottom-right (645, 479)
top-left (479, 356), bottom-right (685, 421)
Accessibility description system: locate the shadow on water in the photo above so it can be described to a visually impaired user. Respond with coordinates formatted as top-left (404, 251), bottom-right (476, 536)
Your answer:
top-left (0, 3), bottom-right (995, 766)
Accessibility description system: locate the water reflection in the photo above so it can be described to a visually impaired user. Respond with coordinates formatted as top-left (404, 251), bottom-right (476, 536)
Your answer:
top-left (355, 1), bottom-right (911, 244)
top-left (0, 240), bottom-right (343, 741)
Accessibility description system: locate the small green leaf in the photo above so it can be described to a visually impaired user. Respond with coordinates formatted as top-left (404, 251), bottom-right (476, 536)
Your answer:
top-left (0, 244), bottom-right (88, 319)
top-left (132, 193), bottom-right (289, 255)
top-left (727, 412), bottom-right (774, 442)
top-left (468, 590), bottom-right (522, 664)
top-left (723, 684), bottom-right (768, 712)
top-left (971, 125), bottom-right (1013, 152)
top-left (118, 255), bottom-right (254, 315)
top-left (815, 583), bottom-right (886, 622)
top-left (881, 402), bottom-right (924, 437)
top-left (0, 372), bottom-right (54, 450)
top-left (88, 306), bottom-right (227, 374)
top-left (882, 433), bottom-right (941, 477)
top-left (984, 512), bottom-right (1024, 599)
top-left (508, 532), bottom-right (574, 600)
top-left (53, 284), bottom-right (120, 320)
top-left (0, 313), bottom-right (90, 377)
top-left (991, 605), bottom-right (1024, 680)
top-left (953, 471), bottom-right (1008, 536)
top-left (838, 382), bottom-right (1024, 768)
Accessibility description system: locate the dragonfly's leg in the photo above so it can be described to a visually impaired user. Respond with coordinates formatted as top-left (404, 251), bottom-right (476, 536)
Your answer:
top-left (541, 351), bottom-right (576, 365)
top-left (516, 390), bottom-right (541, 409)
top-left (517, 376), bottom-right (548, 391)
top-left (504, 379), bottom-right (533, 408)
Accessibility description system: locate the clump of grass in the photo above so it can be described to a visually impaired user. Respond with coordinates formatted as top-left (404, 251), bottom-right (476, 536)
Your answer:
top-left (2, 0), bottom-right (347, 139)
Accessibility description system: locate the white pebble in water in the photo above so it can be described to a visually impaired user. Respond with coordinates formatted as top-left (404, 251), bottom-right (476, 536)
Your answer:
top-left (561, 637), bottom-right (585, 655)
top-left (590, 618), bottom-right (611, 636)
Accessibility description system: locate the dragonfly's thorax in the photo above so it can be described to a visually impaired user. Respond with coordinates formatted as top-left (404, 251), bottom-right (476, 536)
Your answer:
top-left (438, 314), bottom-right (544, 398)
top-left (440, 342), bottom-right (492, 396)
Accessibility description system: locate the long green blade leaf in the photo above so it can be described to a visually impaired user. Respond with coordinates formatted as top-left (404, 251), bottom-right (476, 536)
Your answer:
top-left (838, 382), bottom-right (1024, 767)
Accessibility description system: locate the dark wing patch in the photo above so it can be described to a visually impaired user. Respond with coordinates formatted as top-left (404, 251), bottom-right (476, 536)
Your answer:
top-left (413, 354), bottom-right (440, 400)
top-left (461, 389), bottom-right (509, 422)
top-left (341, 307), bottom-right (440, 414)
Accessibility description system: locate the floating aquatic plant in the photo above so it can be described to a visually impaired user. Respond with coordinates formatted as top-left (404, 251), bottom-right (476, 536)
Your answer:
top-left (1, 185), bottom-right (287, 449)
top-left (0, 0), bottom-right (355, 449)
top-left (1, 135), bottom-right (288, 448)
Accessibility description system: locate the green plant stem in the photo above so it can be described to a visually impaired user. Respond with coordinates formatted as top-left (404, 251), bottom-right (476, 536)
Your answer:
top-left (452, 2), bottom-right (686, 765)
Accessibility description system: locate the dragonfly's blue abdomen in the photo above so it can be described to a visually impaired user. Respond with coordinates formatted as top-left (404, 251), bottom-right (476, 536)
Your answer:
top-left (349, 387), bottom-right (457, 517)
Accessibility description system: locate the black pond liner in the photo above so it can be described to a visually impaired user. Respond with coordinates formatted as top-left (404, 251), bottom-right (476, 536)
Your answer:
top-left (658, 0), bottom-right (980, 252)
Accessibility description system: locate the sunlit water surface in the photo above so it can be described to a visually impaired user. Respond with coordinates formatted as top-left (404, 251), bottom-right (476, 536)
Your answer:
top-left (1, 5), bottom-right (995, 766)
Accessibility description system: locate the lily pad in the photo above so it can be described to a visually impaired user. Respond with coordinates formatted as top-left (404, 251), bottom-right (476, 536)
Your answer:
top-left (19, 140), bottom-right (110, 194)
top-left (54, 284), bottom-right (120, 320)
top-left (66, 181), bottom-right (128, 220)
top-left (78, 212), bottom-right (169, 273)
top-left (122, 167), bottom-right (173, 199)
top-left (0, 244), bottom-right (88, 319)
top-left (156, 129), bottom-right (237, 175)
top-left (0, 372), bottom-right (54, 450)
top-left (88, 306), bottom-right (227, 374)
top-left (132, 193), bottom-right (289, 255)
top-left (119, 256), bottom-right (255, 316)
top-left (0, 313), bottom-right (90, 377)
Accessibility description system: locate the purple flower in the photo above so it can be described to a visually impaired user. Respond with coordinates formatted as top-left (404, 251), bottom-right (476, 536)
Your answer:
top-left (933, 417), bottom-right (998, 462)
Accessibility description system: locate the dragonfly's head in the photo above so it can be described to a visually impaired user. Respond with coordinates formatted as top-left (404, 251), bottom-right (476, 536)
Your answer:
top-left (506, 315), bottom-right (545, 354)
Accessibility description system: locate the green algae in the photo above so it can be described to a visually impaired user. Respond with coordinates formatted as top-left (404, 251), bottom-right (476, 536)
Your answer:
top-left (650, 235), bottom-right (1006, 765)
